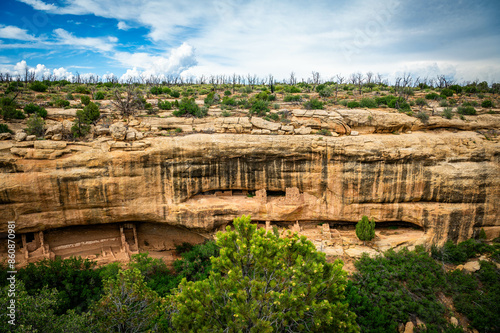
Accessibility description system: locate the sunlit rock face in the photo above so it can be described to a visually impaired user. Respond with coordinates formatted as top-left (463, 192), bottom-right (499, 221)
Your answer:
top-left (1, 131), bottom-right (499, 245)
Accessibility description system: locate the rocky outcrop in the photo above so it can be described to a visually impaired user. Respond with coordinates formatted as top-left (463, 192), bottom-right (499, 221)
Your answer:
top-left (1, 131), bottom-right (498, 245)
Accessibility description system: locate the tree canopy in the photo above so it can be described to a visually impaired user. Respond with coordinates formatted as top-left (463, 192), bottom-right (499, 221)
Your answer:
top-left (169, 215), bottom-right (358, 332)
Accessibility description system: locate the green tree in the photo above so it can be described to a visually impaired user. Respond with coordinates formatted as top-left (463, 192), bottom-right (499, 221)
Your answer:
top-left (26, 113), bottom-right (45, 137)
top-left (355, 215), bottom-right (375, 244)
top-left (71, 109), bottom-right (91, 138)
top-left (83, 102), bottom-right (100, 124)
top-left (92, 268), bottom-right (162, 333)
top-left (170, 215), bottom-right (358, 332)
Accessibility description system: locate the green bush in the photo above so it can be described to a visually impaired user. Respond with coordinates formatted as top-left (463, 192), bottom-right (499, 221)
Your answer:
top-left (425, 92), bottom-right (441, 100)
top-left (359, 98), bottom-right (377, 108)
top-left (93, 91), bottom-right (105, 100)
top-left (283, 94), bottom-right (302, 102)
top-left (30, 81), bottom-right (48, 92)
top-left (355, 216), bottom-right (375, 243)
top-left (54, 99), bottom-right (70, 108)
top-left (162, 87), bottom-right (172, 94)
top-left (316, 129), bottom-right (332, 136)
top-left (221, 96), bottom-right (237, 106)
top-left (75, 85), bottom-right (91, 94)
top-left (169, 90), bottom-right (180, 98)
top-left (439, 99), bottom-right (449, 107)
top-left (221, 110), bottom-right (231, 117)
top-left (457, 106), bottom-right (476, 115)
top-left (284, 85), bottom-right (301, 93)
top-left (267, 112), bottom-right (279, 121)
top-left (83, 102), bottom-right (100, 123)
top-left (442, 107), bottom-right (453, 119)
top-left (1, 105), bottom-right (25, 119)
top-left (431, 239), bottom-right (494, 264)
top-left (449, 85), bottom-right (462, 94)
top-left (81, 95), bottom-right (91, 106)
top-left (173, 98), bottom-right (206, 118)
top-left (415, 111), bottom-right (429, 123)
top-left (249, 99), bottom-right (269, 116)
top-left (25, 114), bottom-right (45, 137)
top-left (318, 86), bottom-right (334, 97)
top-left (347, 101), bottom-right (360, 108)
top-left (415, 97), bottom-right (428, 106)
top-left (150, 86), bottom-right (162, 95)
top-left (440, 88), bottom-right (454, 97)
top-left (71, 109), bottom-right (91, 138)
top-left (158, 100), bottom-right (172, 110)
top-left (303, 98), bottom-right (323, 109)
top-left (224, 90), bottom-right (231, 96)
top-left (0, 123), bottom-right (12, 134)
top-left (481, 100), bottom-right (493, 108)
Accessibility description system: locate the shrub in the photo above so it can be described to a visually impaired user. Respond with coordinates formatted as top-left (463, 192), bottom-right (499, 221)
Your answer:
top-left (221, 110), bottom-right (231, 117)
top-left (440, 88), bottom-right (454, 97)
top-left (449, 84), bottom-right (462, 94)
top-left (415, 111), bottom-right (429, 123)
top-left (25, 114), bottom-right (45, 137)
top-left (355, 215), bottom-right (375, 243)
top-left (30, 81), bottom-right (48, 92)
top-left (54, 99), bottom-right (70, 108)
top-left (173, 98), bottom-right (206, 118)
top-left (359, 98), bottom-right (377, 108)
top-left (303, 98), bottom-right (323, 109)
top-left (283, 94), bottom-right (302, 102)
top-left (316, 129), bottom-right (332, 136)
top-left (93, 91), bottom-right (105, 100)
top-left (481, 100), bottom-right (493, 108)
top-left (415, 97), bottom-right (428, 106)
top-left (1, 105), bottom-right (25, 119)
top-left (75, 85), bottom-right (91, 94)
top-left (425, 92), bottom-right (441, 100)
top-left (158, 100), bottom-right (172, 110)
top-left (224, 90), bottom-right (231, 96)
top-left (221, 96), bottom-right (237, 106)
top-left (318, 86), bottom-right (334, 97)
top-left (81, 95), bottom-right (91, 106)
top-left (267, 112), bottom-right (279, 121)
top-left (339, 100), bottom-right (348, 106)
top-left (284, 85), bottom-right (301, 93)
top-left (66, 93), bottom-right (74, 100)
top-left (347, 101), bottom-right (360, 108)
top-left (162, 87), bottom-right (172, 95)
top-left (150, 86), bottom-right (162, 95)
top-left (457, 106), bottom-right (476, 115)
top-left (431, 239), bottom-right (494, 264)
top-left (442, 107), bottom-right (453, 119)
top-left (439, 99), bottom-right (449, 107)
top-left (267, 94), bottom-right (276, 101)
top-left (0, 123), bottom-right (13, 134)
top-left (169, 90), bottom-right (180, 98)
top-left (249, 99), bottom-right (269, 116)
top-left (84, 102), bottom-right (100, 124)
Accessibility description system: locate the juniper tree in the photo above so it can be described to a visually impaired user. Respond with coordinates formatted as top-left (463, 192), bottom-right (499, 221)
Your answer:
top-left (355, 215), bottom-right (375, 244)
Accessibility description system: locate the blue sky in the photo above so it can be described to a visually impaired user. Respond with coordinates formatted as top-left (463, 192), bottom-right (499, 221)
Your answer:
top-left (1, 0), bottom-right (500, 83)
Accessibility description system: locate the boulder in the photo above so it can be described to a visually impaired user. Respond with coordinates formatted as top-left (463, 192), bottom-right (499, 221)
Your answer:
top-left (281, 125), bottom-right (294, 132)
top-left (52, 133), bottom-right (62, 141)
top-left (404, 321), bottom-right (414, 333)
top-left (251, 117), bottom-right (281, 131)
top-left (45, 123), bottom-right (63, 136)
top-left (463, 261), bottom-right (480, 272)
top-left (125, 131), bottom-right (136, 141)
top-left (450, 317), bottom-right (459, 326)
top-left (26, 135), bottom-right (36, 141)
top-left (350, 130), bottom-right (359, 136)
top-left (110, 123), bottom-right (127, 141)
top-left (34, 141), bottom-right (67, 150)
top-left (0, 133), bottom-right (12, 140)
top-left (15, 131), bottom-right (27, 142)
top-left (94, 125), bottom-right (110, 136)
top-left (295, 127), bottom-right (312, 135)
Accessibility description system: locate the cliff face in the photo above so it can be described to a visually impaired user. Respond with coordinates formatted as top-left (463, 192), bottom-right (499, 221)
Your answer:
top-left (1, 130), bottom-right (498, 245)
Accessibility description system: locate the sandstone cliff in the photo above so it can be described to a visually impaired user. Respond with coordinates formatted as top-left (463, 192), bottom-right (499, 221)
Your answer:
top-left (1, 130), bottom-right (498, 247)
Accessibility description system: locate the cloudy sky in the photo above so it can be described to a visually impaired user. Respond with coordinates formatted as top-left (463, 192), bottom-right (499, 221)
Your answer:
top-left (1, 0), bottom-right (499, 83)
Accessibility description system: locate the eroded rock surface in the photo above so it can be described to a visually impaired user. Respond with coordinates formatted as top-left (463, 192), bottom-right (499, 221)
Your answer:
top-left (1, 131), bottom-right (498, 248)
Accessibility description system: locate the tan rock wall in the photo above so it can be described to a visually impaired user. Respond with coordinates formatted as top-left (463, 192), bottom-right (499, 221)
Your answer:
top-left (1, 131), bottom-right (498, 245)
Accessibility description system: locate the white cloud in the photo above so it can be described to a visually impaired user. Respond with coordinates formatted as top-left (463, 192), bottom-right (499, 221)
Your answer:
top-left (117, 21), bottom-right (130, 30)
top-left (0, 25), bottom-right (37, 41)
top-left (18, 0), bottom-right (57, 11)
top-left (115, 42), bottom-right (197, 78)
top-left (54, 28), bottom-right (115, 52)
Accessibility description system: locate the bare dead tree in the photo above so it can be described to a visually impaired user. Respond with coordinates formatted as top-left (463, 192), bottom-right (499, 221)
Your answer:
top-left (268, 74), bottom-right (274, 93)
top-left (289, 72), bottom-right (297, 86)
top-left (311, 71), bottom-right (321, 91)
top-left (111, 80), bottom-right (144, 117)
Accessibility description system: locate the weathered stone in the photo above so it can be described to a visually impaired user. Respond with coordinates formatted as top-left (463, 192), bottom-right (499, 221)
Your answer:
top-left (350, 130), bottom-right (359, 136)
top-left (251, 117), bottom-right (281, 131)
top-left (463, 261), bottom-right (480, 272)
top-left (295, 127), bottom-right (312, 135)
top-left (125, 131), bottom-right (136, 141)
top-left (52, 133), bottom-right (62, 141)
top-left (34, 141), bottom-right (67, 150)
top-left (345, 246), bottom-right (379, 258)
top-left (281, 125), bottom-right (294, 132)
top-left (94, 125), bottom-right (110, 136)
top-left (15, 131), bottom-right (27, 142)
top-left (26, 135), bottom-right (36, 141)
top-left (450, 317), bottom-right (459, 326)
top-left (404, 321), bottom-right (414, 333)
top-left (135, 132), bottom-right (144, 140)
top-left (45, 123), bottom-right (63, 136)
top-left (128, 120), bottom-right (140, 127)
top-left (0, 133), bottom-right (12, 140)
top-left (110, 123), bottom-right (127, 140)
